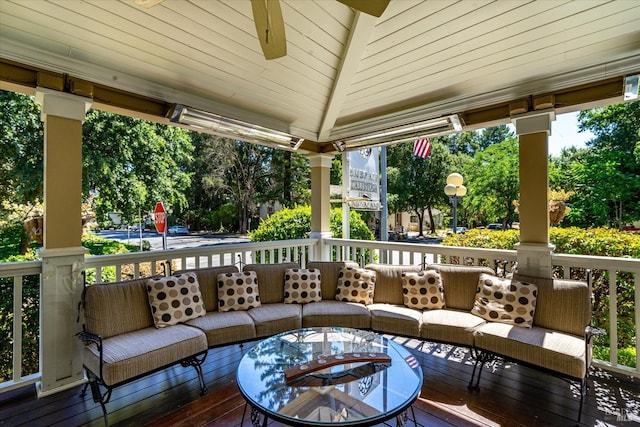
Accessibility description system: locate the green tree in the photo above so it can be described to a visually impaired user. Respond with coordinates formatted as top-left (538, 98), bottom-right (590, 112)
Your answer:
top-left (387, 141), bottom-right (456, 235)
top-left (0, 91), bottom-right (44, 252)
top-left (463, 137), bottom-right (520, 227)
top-left (264, 150), bottom-right (310, 208)
top-left (82, 110), bottom-right (194, 226)
top-left (553, 103), bottom-right (640, 227)
top-left (197, 137), bottom-right (272, 234)
top-left (0, 91), bottom-right (43, 210)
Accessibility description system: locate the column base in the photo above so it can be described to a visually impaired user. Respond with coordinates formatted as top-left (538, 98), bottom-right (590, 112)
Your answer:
top-left (515, 242), bottom-right (555, 278)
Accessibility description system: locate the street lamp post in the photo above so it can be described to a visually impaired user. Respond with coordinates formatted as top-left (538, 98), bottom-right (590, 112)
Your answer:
top-left (444, 173), bottom-right (467, 233)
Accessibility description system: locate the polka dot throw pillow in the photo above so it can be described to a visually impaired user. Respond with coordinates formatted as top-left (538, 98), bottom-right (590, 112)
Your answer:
top-left (283, 268), bottom-right (322, 304)
top-left (146, 272), bottom-right (206, 328)
top-left (335, 266), bottom-right (376, 305)
top-left (471, 273), bottom-right (538, 328)
top-left (217, 271), bottom-right (261, 312)
top-left (401, 270), bottom-right (445, 310)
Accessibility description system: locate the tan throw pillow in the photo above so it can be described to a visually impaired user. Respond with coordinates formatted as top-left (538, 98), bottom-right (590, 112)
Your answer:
top-left (335, 267), bottom-right (376, 305)
top-left (472, 273), bottom-right (538, 328)
top-left (146, 272), bottom-right (206, 328)
top-left (284, 268), bottom-right (322, 304)
top-left (217, 271), bottom-right (261, 312)
top-left (401, 270), bottom-right (445, 309)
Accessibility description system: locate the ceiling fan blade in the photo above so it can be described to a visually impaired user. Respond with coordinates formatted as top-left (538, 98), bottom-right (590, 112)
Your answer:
top-left (337, 0), bottom-right (390, 17)
top-left (250, 0), bottom-right (287, 60)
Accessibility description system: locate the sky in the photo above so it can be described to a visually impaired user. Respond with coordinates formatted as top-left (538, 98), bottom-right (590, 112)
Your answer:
top-left (505, 111), bottom-right (594, 157)
top-left (547, 111), bottom-right (594, 156)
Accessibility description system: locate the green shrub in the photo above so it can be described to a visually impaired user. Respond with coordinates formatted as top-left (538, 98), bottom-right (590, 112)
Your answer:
top-left (250, 206), bottom-right (374, 242)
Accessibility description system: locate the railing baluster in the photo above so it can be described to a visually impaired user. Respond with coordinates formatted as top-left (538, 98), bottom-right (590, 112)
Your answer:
top-left (12, 275), bottom-right (23, 383)
top-left (608, 268), bottom-right (618, 367)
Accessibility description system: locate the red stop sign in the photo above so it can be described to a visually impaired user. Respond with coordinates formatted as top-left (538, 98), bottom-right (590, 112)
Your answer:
top-left (154, 202), bottom-right (167, 234)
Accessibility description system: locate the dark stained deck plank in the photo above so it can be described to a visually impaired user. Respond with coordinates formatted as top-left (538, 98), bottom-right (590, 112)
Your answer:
top-left (1, 338), bottom-right (638, 427)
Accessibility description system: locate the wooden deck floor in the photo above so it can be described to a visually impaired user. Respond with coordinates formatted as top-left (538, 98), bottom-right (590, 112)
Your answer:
top-left (2, 336), bottom-right (639, 426)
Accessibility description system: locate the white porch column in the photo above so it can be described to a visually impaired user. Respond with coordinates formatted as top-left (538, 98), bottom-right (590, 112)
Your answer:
top-left (35, 88), bottom-right (91, 396)
top-left (308, 154), bottom-right (334, 261)
top-left (512, 111), bottom-right (555, 278)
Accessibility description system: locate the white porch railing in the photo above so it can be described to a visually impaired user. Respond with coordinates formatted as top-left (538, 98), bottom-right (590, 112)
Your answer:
top-left (1, 237), bottom-right (638, 393)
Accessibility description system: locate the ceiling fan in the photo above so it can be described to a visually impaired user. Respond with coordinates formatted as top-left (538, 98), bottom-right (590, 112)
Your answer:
top-left (134, 0), bottom-right (390, 60)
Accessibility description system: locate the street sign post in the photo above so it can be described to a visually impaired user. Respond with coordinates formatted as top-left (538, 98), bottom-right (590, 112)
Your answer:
top-left (154, 202), bottom-right (167, 250)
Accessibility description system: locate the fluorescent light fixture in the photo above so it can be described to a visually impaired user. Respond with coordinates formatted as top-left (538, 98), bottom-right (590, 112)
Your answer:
top-left (168, 105), bottom-right (304, 151)
top-left (624, 74), bottom-right (639, 101)
top-left (332, 114), bottom-right (462, 151)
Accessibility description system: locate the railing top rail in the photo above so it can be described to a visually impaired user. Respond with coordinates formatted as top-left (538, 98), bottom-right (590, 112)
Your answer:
top-left (83, 238), bottom-right (318, 268)
top-left (325, 238), bottom-right (517, 258)
top-left (552, 253), bottom-right (640, 270)
top-left (0, 260), bottom-right (43, 278)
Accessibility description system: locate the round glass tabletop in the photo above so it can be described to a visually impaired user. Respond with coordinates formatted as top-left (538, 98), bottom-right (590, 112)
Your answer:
top-left (237, 327), bottom-right (423, 426)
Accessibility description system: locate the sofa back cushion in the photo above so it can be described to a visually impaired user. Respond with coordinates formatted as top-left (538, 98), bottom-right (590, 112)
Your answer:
top-left (306, 261), bottom-right (359, 300)
top-left (243, 262), bottom-right (299, 304)
top-left (426, 264), bottom-right (495, 310)
top-left (83, 278), bottom-right (153, 339)
top-left (365, 263), bottom-right (421, 305)
top-left (176, 265), bottom-right (239, 311)
top-left (513, 273), bottom-right (590, 336)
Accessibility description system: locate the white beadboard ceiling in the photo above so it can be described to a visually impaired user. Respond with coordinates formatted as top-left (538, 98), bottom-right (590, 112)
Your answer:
top-left (1, 0), bottom-right (639, 148)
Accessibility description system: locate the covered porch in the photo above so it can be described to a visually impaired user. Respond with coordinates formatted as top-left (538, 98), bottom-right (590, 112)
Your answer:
top-left (1, 0), bottom-right (639, 417)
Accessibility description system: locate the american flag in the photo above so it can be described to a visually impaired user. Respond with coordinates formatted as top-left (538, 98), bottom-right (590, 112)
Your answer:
top-left (413, 138), bottom-right (431, 158)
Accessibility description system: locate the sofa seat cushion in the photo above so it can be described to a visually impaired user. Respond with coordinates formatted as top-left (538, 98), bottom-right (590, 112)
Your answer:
top-left (302, 301), bottom-right (371, 329)
top-left (248, 303), bottom-right (302, 338)
top-left (367, 303), bottom-right (422, 337)
top-left (474, 322), bottom-right (586, 379)
top-left (83, 325), bottom-right (207, 387)
top-left (186, 311), bottom-right (256, 347)
top-left (420, 309), bottom-right (485, 346)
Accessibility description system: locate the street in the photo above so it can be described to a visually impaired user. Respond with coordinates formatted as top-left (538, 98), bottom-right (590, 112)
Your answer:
top-left (97, 230), bottom-right (250, 251)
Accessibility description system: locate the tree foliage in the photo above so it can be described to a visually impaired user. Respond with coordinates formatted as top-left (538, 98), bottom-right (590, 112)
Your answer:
top-left (387, 141), bottom-right (457, 235)
top-left (552, 103), bottom-right (640, 228)
top-left (462, 137), bottom-right (520, 227)
top-left (82, 110), bottom-right (194, 225)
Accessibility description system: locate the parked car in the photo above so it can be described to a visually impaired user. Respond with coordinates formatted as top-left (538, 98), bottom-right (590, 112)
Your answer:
top-left (486, 223), bottom-right (503, 230)
top-left (167, 225), bottom-right (189, 235)
top-left (454, 226), bottom-right (468, 234)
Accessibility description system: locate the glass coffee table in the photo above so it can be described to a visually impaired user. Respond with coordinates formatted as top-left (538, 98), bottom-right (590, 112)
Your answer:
top-left (237, 327), bottom-right (423, 426)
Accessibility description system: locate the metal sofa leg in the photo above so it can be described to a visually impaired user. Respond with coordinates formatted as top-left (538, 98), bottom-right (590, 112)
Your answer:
top-left (468, 348), bottom-right (492, 391)
top-left (182, 353), bottom-right (208, 395)
top-left (87, 376), bottom-right (111, 426)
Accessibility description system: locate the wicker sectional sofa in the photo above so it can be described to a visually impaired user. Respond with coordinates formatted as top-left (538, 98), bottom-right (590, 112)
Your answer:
top-left (78, 261), bottom-right (599, 424)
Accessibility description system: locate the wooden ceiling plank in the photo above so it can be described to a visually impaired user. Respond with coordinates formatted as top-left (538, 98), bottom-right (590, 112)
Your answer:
top-left (318, 12), bottom-right (378, 141)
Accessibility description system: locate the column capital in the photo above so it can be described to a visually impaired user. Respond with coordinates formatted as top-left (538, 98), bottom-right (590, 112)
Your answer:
top-left (35, 87), bottom-right (92, 122)
top-left (511, 110), bottom-right (555, 136)
top-left (308, 153), bottom-right (334, 168)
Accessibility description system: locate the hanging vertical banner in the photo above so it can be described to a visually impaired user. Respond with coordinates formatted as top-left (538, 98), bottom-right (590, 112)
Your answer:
top-left (347, 147), bottom-right (381, 211)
